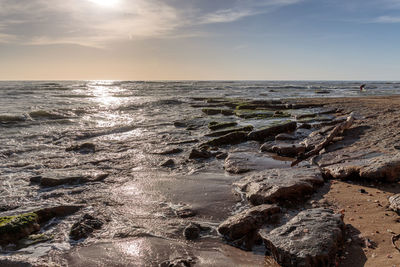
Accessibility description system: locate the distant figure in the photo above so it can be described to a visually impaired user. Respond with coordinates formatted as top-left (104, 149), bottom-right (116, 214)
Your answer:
top-left (360, 84), bottom-right (366, 91)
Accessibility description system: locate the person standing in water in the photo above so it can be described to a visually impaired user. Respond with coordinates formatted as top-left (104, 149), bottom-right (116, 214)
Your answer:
top-left (360, 84), bottom-right (366, 91)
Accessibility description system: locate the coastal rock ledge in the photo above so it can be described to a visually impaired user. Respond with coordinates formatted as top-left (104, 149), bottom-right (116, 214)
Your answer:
top-left (234, 168), bottom-right (324, 205)
top-left (218, 204), bottom-right (281, 241)
top-left (260, 208), bottom-right (345, 267)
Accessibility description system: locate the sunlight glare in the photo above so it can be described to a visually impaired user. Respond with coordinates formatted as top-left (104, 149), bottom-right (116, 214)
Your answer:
top-left (89, 0), bottom-right (119, 7)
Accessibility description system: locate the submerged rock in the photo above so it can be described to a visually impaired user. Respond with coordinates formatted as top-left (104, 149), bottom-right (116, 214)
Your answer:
top-left (160, 159), bottom-right (175, 167)
top-left (389, 194), bottom-right (400, 213)
top-left (218, 204), bottom-right (280, 241)
top-left (183, 223), bottom-right (200, 240)
top-left (66, 143), bottom-right (96, 154)
top-left (224, 152), bottom-right (290, 174)
top-left (38, 171), bottom-right (109, 187)
top-left (260, 208), bottom-right (345, 267)
top-left (248, 121), bottom-right (297, 142)
top-left (235, 168), bottom-right (324, 205)
top-left (70, 213), bottom-right (104, 240)
top-left (323, 153), bottom-right (400, 182)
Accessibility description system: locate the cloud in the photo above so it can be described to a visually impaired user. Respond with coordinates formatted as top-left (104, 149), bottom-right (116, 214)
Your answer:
top-left (0, 0), bottom-right (302, 47)
top-left (373, 15), bottom-right (400, 23)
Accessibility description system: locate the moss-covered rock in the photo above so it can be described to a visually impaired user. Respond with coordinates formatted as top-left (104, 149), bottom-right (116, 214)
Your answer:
top-left (17, 233), bottom-right (52, 248)
top-left (0, 213), bottom-right (40, 244)
top-left (208, 121), bottom-right (238, 131)
top-left (234, 109), bottom-right (275, 119)
top-left (205, 125), bottom-right (253, 137)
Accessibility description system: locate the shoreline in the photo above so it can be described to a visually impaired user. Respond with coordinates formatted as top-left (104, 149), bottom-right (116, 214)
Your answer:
top-left (1, 94), bottom-right (400, 266)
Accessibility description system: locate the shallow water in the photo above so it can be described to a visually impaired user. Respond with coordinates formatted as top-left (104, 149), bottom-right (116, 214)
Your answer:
top-left (1, 80), bottom-right (399, 265)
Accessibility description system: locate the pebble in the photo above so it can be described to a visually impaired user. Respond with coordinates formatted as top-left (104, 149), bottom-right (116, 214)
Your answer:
top-left (359, 189), bottom-right (367, 194)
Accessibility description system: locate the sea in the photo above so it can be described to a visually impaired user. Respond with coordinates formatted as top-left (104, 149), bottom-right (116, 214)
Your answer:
top-left (0, 80), bottom-right (399, 265)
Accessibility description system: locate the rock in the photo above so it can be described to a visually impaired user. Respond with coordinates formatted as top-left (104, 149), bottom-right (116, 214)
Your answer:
top-left (205, 125), bottom-right (253, 137)
top-left (175, 208), bottom-right (196, 218)
top-left (17, 233), bottom-right (52, 249)
top-left (173, 121), bottom-right (187, 127)
top-left (298, 123), bottom-right (312, 129)
top-left (39, 171), bottom-right (109, 187)
top-left (183, 223), bottom-right (200, 240)
top-left (301, 126), bottom-right (335, 151)
top-left (260, 141), bottom-right (305, 157)
top-left (275, 133), bottom-right (297, 141)
top-left (208, 121), bottom-right (237, 131)
top-left (189, 149), bottom-right (212, 159)
top-left (202, 108), bottom-right (234, 116)
top-left (323, 153), bottom-right (400, 182)
top-left (218, 204), bottom-right (280, 241)
top-left (234, 110), bottom-right (274, 119)
top-left (248, 121), bottom-right (297, 142)
top-left (70, 213), bottom-right (103, 240)
top-left (260, 208), bottom-right (345, 267)
top-left (160, 257), bottom-right (195, 267)
top-left (235, 168), bottom-right (324, 205)
top-left (66, 143), bottom-right (96, 154)
top-left (0, 213), bottom-right (40, 244)
top-left (156, 148), bottom-right (183, 155)
top-left (161, 159), bottom-right (175, 167)
top-left (224, 152), bottom-right (290, 174)
top-left (389, 194), bottom-right (400, 213)
top-left (201, 131), bottom-right (248, 147)
top-left (35, 204), bottom-right (80, 218)
top-left (215, 152), bottom-right (228, 159)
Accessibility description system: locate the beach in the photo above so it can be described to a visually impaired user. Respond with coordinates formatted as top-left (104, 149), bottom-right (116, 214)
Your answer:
top-left (0, 82), bottom-right (400, 266)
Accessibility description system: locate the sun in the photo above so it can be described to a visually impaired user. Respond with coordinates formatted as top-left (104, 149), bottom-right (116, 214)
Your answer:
top-left (89, 0), bottom-right (119, 7)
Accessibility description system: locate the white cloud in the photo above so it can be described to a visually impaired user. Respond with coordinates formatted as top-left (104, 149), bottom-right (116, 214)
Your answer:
top-left (0, 0), bottom-right (302, 47)
top-left (373, 15), bottom-right (400, 23)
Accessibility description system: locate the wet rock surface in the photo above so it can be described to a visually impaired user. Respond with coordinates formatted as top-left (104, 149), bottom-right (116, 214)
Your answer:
top-left (189, 148), bottom-right (212, 159)
top-left (66, 142), bottom-right (96, 154)
top-left (70, 213), bottom-right (104, 240)
top-left (201, 131), bottom-right (248, 147)
top-left (235, 168), bottom-right (324, 205)
top-left (224, 152), bottom-right (290, 174)
top-left (260, 208), bottom-right (345, 267)
top-left (218, 204), bottom-right (280, 241)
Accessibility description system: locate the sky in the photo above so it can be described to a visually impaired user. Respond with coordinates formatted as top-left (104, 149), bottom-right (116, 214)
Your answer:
top-left (0, 0), bottom-right (400, 80)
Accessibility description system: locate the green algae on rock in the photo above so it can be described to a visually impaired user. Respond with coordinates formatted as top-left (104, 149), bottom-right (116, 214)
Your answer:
top-left (0, 212), bottom-right (40, 244)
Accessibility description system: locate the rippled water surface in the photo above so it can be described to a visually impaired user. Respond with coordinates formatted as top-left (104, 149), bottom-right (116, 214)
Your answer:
top-left (1, 80), bottom-right (399, 266)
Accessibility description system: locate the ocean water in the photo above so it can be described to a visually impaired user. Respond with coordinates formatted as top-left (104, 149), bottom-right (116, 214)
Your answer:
top-left (1, 80), bottom-right (399, 265)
